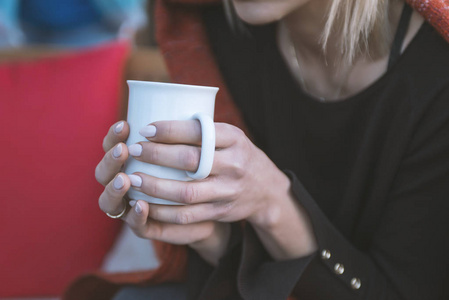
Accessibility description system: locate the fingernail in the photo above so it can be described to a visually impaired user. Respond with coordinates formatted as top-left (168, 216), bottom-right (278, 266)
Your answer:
top-left (113, 174), bottom-right (125, 190)
top-left (139, 125), bottom-right (156, 138)
top-left (128, 174), bottom-right (142, 187)
top-left (129, 200), bottom-right (137, 207)
top-left (114, 121), bottom-right (124, 134)
top-left (112, 143), bottom-right (122, 158)
top-left (135, 202), bottom-right (143, 214)
top-left (128, 144), bottom-right (142, 156)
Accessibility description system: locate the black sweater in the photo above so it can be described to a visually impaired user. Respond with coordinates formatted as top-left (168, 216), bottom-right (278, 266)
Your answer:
top-left (187, 7), bottom-right (449, 300)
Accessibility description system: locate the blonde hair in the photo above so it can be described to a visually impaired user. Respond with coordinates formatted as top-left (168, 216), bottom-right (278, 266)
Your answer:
top-left (224, 0), bottom-right (394, 65)
top-left (322, 0), bottom-right (392, 64)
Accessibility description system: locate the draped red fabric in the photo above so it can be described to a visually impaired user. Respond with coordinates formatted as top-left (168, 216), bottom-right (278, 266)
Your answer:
top-left (407, 0), bottom-right (449, 43)
top-left (0, 41), bottom-right (129, 297)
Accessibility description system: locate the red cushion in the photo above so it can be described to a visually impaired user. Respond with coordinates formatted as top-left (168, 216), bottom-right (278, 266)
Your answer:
top-left (0, 42), bottom-right (129, 297)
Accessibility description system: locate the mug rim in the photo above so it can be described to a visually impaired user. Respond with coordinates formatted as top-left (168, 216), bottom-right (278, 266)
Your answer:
top-left (127, 80), bottom-right (219, 92)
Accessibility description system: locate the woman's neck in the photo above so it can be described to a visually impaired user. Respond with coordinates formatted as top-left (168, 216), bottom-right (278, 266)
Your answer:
top-left (283, 0), bottom-right (336, 65)
top-left (278, 0), bottom-right (422, 101)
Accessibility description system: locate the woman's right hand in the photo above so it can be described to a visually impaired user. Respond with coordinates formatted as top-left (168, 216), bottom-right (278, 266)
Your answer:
top-left (95, 121), bottom-right (131, 216)
top-left (94, 121), bottom-right (230, 266)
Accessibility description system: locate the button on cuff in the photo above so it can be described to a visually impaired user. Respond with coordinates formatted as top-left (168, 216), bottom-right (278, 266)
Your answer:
top-left (334, 263), bottom-right (345, 274)
top-left (321, 249), bottom-right (331, 260)
top-left (351, 278), bottom-right (361, 290)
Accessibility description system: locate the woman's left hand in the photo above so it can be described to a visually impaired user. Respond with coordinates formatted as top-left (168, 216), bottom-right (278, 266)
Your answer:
top-left (129, 120), bottom-right (318, 260)
top-left (128, 120), bottom-right (289, 228)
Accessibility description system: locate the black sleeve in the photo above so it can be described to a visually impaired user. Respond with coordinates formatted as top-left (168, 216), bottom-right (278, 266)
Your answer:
top-left (187, 221), bottom-right (315, 300)
top-left (187, 222), bottom-right (243, 300)
top-left (238, 91), bottom-right (449, 299)
top-left (188, 90), bottom-right (449, 300)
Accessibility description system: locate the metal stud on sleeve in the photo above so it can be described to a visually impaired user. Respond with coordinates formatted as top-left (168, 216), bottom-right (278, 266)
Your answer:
top-left (321, 249), bottom-right (331, 260)
top-left (351, 278), bottom-right (362, 290)
top-left (334, 263), bottom-right (345, 275)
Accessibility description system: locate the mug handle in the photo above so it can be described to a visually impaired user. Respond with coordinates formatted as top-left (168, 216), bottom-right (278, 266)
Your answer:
top-left (186, 113), bottom-right (216, 180)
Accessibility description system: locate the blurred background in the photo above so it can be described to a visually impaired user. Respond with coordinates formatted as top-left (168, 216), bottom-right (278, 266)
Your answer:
top-left (0, 0), bottom-right (169, 299)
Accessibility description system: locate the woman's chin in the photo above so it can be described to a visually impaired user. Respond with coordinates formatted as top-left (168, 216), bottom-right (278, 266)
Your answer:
top-left (232, 1), bottom-right (290, 25)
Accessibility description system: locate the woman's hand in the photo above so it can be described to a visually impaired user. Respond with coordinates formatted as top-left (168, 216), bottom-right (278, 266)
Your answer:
top-left (129, 120), bottom-right (318, 260)
top-left (126, 121), bottom-right (281, 223)
top-left (94, 121), bottom-right (231, 266)
top-left (95, 121), bottom-right (130, 216)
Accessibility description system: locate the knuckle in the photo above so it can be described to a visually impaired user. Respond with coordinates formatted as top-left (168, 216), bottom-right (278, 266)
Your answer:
top-left (148, 205), bottom-right (165, 222)
top-left (105, 149), bottom-right (114, 164)
top-left (133, 221), bottom-right (162, 240)
top-left (95, 152), bottom-right (122, 186)
top-left (215, 202), bottom-right (233, 219)
top-left (229, 158), bottom-right (246, 178)
top-left (226, 124), bottom-right (245, 142)
top-left (230, 124), bottom-right (245, 137)
top-left (223, 180), bottom-right (243, 202)
top-left (175, 210), bottom-right (194, 225)
top-left (144, 179), bottom-right (161, 198)
top-left (102, 134), bottom-right (114, 152)
top-left (95, 163), bottom-right (107, 185)
top-left (165, 121), bottom-right (175, 139)
top-left (148, 143), bottom-right (160, 163)
top-left (148, 180), bottom-right (159, 196)
top-left (216, 122), bottom-right (231, 132)
top-left (148, 207), bottom-right (160, 221)
top-left (151, 224), bottom-right (165, 241)
top-left (182, 148), bottom-right (200, 171)
top-left (180, 185), bottom-right (198, 204)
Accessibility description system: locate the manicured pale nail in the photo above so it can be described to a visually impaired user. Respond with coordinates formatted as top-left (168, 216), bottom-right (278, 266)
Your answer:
top-left (114, 121), bottom-right (124, 134)
top-left (113, 174), bottom-right (125, 190)
top-left (139, 125), bottom-right (156, 138)
top-left (135, 202), bottom-right (143, 214)
top-left (128, 174), bottom-right (142, 187)
top-left (128, 144), bottom-right (142, 156)
top-left (129, 200), bottom-right (137, 207)
top-left (112, 143), bottom-right (122, 158)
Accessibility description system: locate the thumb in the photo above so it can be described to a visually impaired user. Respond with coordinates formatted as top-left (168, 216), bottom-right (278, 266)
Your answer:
top-left (126, 200), bottom-right (149, 228)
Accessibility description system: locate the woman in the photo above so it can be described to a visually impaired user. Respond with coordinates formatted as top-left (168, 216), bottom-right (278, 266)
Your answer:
top-left (89, 0), bottom-right (449, 299)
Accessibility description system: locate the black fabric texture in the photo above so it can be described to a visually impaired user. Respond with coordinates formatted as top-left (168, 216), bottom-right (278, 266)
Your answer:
top-left (184, 5), bottom-right (449, 300)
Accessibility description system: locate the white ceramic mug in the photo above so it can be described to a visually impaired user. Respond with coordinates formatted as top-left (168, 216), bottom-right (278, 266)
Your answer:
top-left (124, 80), bottom-right (218, 205)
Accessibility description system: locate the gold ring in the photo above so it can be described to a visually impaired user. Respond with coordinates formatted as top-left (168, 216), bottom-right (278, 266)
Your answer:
top-left (106, 203), bottom-right (127, 219)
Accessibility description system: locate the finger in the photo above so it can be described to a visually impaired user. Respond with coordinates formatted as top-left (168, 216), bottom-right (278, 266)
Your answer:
top-left (103, 121), bottom-right (130, 152)
top-left (140, 121), bottom-right (243, 148)
top-left (128, 173), bottom-right (234, 204)
top-left (147, 202), bottom-right (232, 225)
top-left (128, 142), bottom-right (228, 175)
top-left (98, 173), bottom-right (130, 216)
top-left (140, 120), bottom-right (201, 145)
top-left (125, 202), bottom-right (215, 245)
top-left (95, 142), bottom-right (129, 186)
top-left (128, 141), bottom-right (201, 173)
top-left (215, 122), bottom-right (246, 148)
top-left (125, 200), bottom-right (149, 230)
